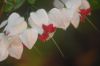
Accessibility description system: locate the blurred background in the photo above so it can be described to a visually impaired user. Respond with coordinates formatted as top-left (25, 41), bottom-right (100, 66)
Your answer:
top-left (0, 0), bottom-right (100, 66)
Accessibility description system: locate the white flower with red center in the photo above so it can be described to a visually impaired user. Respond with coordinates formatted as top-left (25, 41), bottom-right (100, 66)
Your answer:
top-left (0, 33), bottom-right (23, 61)
top-left (2, 13), bottom-right (38, 50)
top-left (53, 0), bottom-right (91, 28)
top-left (28, 9), bottom-right (56, 42)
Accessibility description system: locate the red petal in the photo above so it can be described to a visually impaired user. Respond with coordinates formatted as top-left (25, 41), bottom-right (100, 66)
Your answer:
top-left (80, 8), bottom-right (91, 16)
top-left (38, 32), bottom-right (49, 42)
top-left (42, 24), bottom-right (56, 33)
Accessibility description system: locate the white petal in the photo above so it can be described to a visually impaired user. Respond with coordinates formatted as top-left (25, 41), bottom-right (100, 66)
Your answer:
top-left (8, 13), bottom-right (20, 25)
top-left (20, 28), bottom-right (38, 49)
top-left (30, 9), bottom-right (49, 28)
top-left (4, 12), bottom-right (27, 36)
top-left (4, 19), bottom-right (27, 36)
top-left (0, 20), bottom-right (8, 28)
top-left (71, 12), bottom-right (80, 28)
top-left (9, 36), bottom-right (23, 59)
top-left (53, 0), bottom-right (64, 8)
top-left (0, 33), bottom-right (9, 62)
top-left (28, 17), bottom-right (43, 34)
top-left (49, 8), bottom-right (70, 30)
top-left (61, 0), bottom-right (81, 10)
top-left (80, 0), bottom-right (90, 9)
top-left (49, 8), bottom-right (63, 28)
top-left (60, 8), bottom-right (70, 30)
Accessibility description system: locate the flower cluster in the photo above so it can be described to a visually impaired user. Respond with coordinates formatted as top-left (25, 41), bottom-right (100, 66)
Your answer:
top-left (0, 0), bottom-right (91, 62)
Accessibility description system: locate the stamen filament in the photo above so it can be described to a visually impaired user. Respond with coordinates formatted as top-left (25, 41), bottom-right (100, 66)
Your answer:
top-left (51, 38), bottom-right (64, 58)
top-left (86, 17), bottom-right (100, 32)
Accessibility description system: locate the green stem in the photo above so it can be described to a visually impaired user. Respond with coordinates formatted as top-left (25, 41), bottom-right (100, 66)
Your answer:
top-left (51, 38), bottom-right (64, 58)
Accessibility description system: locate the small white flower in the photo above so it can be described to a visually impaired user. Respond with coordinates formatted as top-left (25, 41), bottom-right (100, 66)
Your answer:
top-left (0, 33), bottom-right (23, 62)
top-left (53, 0), bottom-right (91, 28)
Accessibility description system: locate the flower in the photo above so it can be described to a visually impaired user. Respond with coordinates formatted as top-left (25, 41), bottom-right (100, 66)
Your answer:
top-left (53, 0), bottom-right (81, 28)
top-left (2, 13), bottom-right (36, 49)
top-left (28, 9), bottom-right (56, 42)
top-left (0, 33), bottom-right (23, 61)
top-left (0, 13), bottom-right (28, 61)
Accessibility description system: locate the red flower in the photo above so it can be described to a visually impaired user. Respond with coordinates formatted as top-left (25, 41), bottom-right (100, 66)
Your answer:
top-left (38, 32), bottom-right (49, 42)
top-left (38, 24), bottom-right (56, 42)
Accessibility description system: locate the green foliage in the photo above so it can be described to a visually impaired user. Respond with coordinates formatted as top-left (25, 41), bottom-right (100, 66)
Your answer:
top-left (3, 0), bottom-right (25, 13)
top-left (88, 0), bottom-right (100, 10)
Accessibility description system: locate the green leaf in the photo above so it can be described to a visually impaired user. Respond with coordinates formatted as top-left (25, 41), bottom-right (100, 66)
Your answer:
top-left (88, 0), bottom-right (100, 10)
top-left (13, 0), bottom-right (25, 10)
top-left (3, 2), bottom-right (14, 12)
top-left (3, 0), bottom-right (25, 13)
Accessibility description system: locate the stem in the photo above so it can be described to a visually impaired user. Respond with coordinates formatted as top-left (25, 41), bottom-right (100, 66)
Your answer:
top-left (34, 46), bottom-right (41, 56)
top-left (86, 17), bottom-right (100, 32)
top-left (51, 38), bottom-right (64, 58)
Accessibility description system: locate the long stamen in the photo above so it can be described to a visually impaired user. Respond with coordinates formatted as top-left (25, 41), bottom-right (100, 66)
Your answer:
top-left (86, 17), bottom-right (100, 32)
top-left (51, 38), bottom-right (64, 58)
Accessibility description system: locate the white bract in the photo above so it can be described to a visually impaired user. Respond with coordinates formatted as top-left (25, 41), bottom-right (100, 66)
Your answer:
top-left (80, 0), bottom-right (90, 10)
top-left (3, 13), bottom-right (27, 36)
top-left (20, 28), bottom-right (38, 49)
top-left (48, 8), bottom-right (70, 30)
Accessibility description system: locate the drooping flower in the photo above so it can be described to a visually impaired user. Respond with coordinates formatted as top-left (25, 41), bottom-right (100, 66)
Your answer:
top-left (0, 13), bottom-right (29, 61)
top-left (28, 9), bottom-right (56, 42)
top-left (53, 0), bottom-right (91, 28)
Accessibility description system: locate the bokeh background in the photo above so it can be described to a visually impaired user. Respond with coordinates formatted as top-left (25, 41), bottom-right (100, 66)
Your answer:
top-left (0, 0), bottom-right (100, 66)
